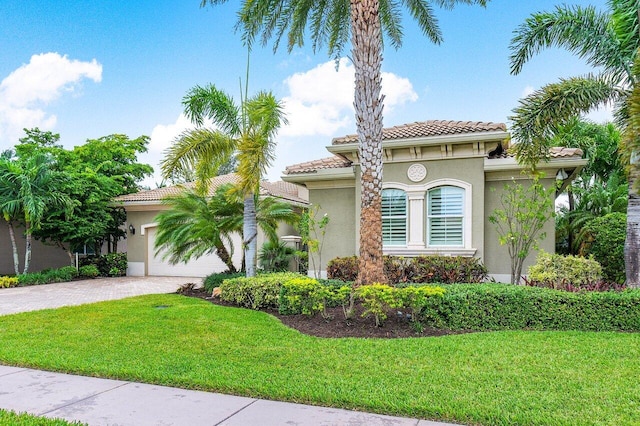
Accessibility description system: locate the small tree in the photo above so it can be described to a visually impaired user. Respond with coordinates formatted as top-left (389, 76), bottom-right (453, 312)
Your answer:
top-left (489, 178), bottom-right (555, 284)
top-left (297, 205), bottom-right (329, 279)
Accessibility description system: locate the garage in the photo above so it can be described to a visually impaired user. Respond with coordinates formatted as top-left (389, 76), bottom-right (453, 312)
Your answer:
top-left (146, 227), bottom-right (243, 277)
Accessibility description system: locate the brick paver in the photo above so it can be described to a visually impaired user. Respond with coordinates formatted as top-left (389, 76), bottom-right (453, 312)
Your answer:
top-left (0, 276), bottom-right (198, 316)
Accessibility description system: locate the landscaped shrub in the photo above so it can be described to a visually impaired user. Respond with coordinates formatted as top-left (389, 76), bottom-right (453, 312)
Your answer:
top-left (82, 253), bottom-right (128, 277)
top-left (527, 251), bottom-right (602, 289)
top-left (203, 271), bottom-right (244, 294)
top-left (421, 284), bottom-right (640, 331)
top-left (355, 283), bottom-right (446, 326)
top-left (327, 255), bottom-right (488, 284)
top-left (219, 272), bottom-right (302, 309)
top-left (259, 241), bottom-right (295, 272)
top-left (581, 213), bottom-right (626, 284)
top-left (406, 255), bottom-right (488, 284)
top-left (327, 256), bottom-right (358, 282)
top-left (78, 265), bottom-right (99, 278)
top-left (279, 277), bottom-right (331, 316)
top-left (17, 266), bottom-right (78, 286)
top-left (0, 276), bottom-right (19, 288)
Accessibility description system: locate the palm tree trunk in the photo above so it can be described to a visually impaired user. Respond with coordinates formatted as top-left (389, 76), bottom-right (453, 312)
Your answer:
top-left (244, 194), bottom-right (258, 277)
top-left (351, 0), bottom-right (387, 286)
top-left (23, 221), bottom-right (32, 274)
top-left (6, 221), bottom-right (20, 275)
top-left (215, 241), bottom-right (237, 273)
top-left (626, 163), bottom-right (640, 287)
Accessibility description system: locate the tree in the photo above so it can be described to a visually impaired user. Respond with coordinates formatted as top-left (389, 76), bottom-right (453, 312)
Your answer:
top-left (162, 86), bottom-right (287, 277)
top-left (508, 0), bottom-right (640, 286)
top-left (201, 0), bottom-right (488, 285)
top-left (489, 178), bottom-right (555, 285)
top-left (0, 153), bottom-right (74, 274)
top-left (154, 183), bottom-right (299, 273)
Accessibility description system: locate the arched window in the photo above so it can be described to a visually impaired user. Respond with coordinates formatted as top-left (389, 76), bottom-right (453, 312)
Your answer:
top-left (427, 186), bottom-right (464, 246)
top-left (382, 189), bottom-right (407, 246)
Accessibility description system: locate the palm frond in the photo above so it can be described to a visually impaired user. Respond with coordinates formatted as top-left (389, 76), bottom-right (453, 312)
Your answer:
top-left (509, 74), bottom-right (624, 168)
top-left (182, 84), bottom-right (241, 134)
top-left (509, 5), bottom-right (628, 78)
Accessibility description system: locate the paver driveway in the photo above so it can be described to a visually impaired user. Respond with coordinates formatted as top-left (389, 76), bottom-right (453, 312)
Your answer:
top-left (0, 276), bottom-right (198, 316)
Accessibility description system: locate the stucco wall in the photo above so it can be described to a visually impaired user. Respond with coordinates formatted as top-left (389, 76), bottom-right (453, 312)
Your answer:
top-left (0, 225), bottom-right (70, 275)
top-left (484, 177), bottom-right (556, 282)
top-left (308, 186), bottom-right (356, 276)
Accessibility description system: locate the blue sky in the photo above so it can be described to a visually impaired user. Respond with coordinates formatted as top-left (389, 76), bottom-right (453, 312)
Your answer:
top-left (0, 0), bottom-right (610, 185)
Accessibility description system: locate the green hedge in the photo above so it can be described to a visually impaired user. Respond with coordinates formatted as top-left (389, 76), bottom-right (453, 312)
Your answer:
top-left (219, 272), bottom-right (303, 309)
top-left (17, 266), bottom-right (79, 286)
top-left (422, 284), bottom-right (640, 332)
top-left (203, 271), bottom-right (244, 294)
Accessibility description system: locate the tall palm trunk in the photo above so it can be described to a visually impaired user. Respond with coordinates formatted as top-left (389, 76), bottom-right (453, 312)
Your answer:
top-left (351, 0), bottom-right (387, 286)
top-left (23, 221), bottom-right (32, 274)
top-left (215, 240), bottom-right (237, 273)
top-left (626, 164), bottom-right (640, 287)
top-left (6, 221), bottom-right (20, 275)
top-left (243, 193), bottom-right (258, 277)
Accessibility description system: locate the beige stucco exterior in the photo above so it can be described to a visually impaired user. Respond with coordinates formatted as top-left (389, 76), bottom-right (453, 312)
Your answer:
top-left (283, 121), bottom-right (586, 282)
top-left (0, 225), bottom-right (70, 275)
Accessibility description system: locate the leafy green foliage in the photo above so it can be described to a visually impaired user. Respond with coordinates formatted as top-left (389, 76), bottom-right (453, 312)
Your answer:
top-left (0, 276), bottom-right (19, 288)
top-left (581, 212), bottom-right (627, 283)
top-left (82, 253), bottom-right (127, 277)
top-left (422, 284), bottom-right (640, 331)
top-left (279, 277), bottom-right (330, 316)
top-left (16, 266), bottom-right (78, 286)
top-left (489, 178), bottom-right (555, 284)
top-left (259, 240), bottom-right (295, 272)
top-left (219, 272), bottom-right (302, 309)
top-left (297, 205), bottom-right (329, 278)
top-left (327, 255), bottom-right (487, 284)
top-left (527, 251), bottom-right (602, 289)
top-left (78, 265), bottom-right (100, 278)
top-left (203, 271), bottom-right (244, 294)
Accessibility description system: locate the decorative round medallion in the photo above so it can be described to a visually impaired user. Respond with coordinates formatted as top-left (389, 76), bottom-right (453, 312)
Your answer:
top-left (407, 164), bottom-right (427, 182)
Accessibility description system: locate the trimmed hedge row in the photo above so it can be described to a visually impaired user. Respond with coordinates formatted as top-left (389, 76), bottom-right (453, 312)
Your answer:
top-left (327, 255), bottom-right (488, 284)
top-left (422, 284), bottom-right (640, 332)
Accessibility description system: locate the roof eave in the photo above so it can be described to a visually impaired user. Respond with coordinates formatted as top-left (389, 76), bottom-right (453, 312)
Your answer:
top-left (281, 166), bottom-right (355, 183)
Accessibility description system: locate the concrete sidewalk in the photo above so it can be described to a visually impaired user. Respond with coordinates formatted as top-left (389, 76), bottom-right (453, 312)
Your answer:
top-left (0, 366), bottom-right (456, 426)
top-left (0, 278), bottom-right (462, 426)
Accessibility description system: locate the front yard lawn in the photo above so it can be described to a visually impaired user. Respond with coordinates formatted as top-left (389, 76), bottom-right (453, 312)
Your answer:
top-left (0, 294), bottom-right (638, 425)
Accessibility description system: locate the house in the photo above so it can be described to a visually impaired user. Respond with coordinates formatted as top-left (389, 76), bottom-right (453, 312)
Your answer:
top-left (116, 174), bottom-right (308, 277)
top-left (282, 120), bottom-right (586, 282)
top-left (0, 226), bottom-right (70, 275)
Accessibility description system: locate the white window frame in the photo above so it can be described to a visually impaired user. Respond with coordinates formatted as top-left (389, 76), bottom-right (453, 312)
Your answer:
top-left (427, 185), bottom-right (465, 247)
top-left (381, 188), bottom-right (408, 247)
top-left (382, 179), bottom-right (473, 256)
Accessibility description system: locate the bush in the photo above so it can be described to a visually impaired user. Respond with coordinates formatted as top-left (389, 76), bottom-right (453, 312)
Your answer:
top-left (219, 272), bottom-right (302, 309)
top-left (203, 271), bottom-right (244, 294)
top-left (259, 241), bottom-right (295, 272)
top-left (355, 283), bottom-right (446, 326)
top-left (0, 276), bottom-right (19, 288)
top-left (421, 284), bottom-right (640, 331)
top-left (78, 265), bottom-right (99, 278)
top-left (279, 277), bottom-right (331, 316)
top-left (17, 266), bottom-right (78, 286)
top-left (82, 253), bottom-right (127, 277)
top-left (327, 255), bottom-right (488, 284)
top-left (527, 251), bottom-right (602, 289)
top-left (582, 213), bottom-right (626, 284)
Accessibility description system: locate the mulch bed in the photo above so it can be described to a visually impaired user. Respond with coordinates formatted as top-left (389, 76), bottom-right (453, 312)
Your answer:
top-left (179, 287), bottom-right (471, 339)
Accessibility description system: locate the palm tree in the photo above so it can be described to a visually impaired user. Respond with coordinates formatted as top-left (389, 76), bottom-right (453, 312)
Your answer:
top-left (161, 85), bottom-right (287, 277)
top-left (200, 0), bottom-right (487, 285)
top-left (155, 183), bottom-right (299, 274)
top-left (508, 0), bottom-right (640, 286)
top-left (0, 153), bottom-right (74, 274)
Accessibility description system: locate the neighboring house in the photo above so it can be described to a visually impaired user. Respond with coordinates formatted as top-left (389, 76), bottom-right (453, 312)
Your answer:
top-left (0, 225), bottom-right (70, 275)
top-left (282, 120), bottom-right (586, 282)
top-left (116, 173), bottom-right (308, 277)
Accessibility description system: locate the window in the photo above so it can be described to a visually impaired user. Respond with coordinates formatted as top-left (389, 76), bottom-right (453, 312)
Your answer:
top-left (427, 186), bottom-right (464, 246)
top-left (382, 189), bottom-right (407, 246)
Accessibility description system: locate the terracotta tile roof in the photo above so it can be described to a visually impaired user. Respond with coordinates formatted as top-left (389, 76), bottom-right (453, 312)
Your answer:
top-left (332, 120), bottom-right (507, 145)
top-left (115, 173), bottom-right (308, 205)
top-left (284, 155), bottom-right (352, 175)
top-left (489, 146), bottom-right (584, 159)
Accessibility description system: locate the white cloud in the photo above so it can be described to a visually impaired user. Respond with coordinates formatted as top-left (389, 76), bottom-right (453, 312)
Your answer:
top-left (586, 103), bottom-right (615, 124)
top-left (521, 85), bottom-right (535, 97)
top-left (280, 58), bottom-right (418, 137)
top-left (0, 52), bottom-right (102, 143)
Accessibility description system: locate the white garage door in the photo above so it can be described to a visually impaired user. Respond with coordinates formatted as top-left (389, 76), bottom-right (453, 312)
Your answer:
top-left (147, 227), bottom-right (243, 277)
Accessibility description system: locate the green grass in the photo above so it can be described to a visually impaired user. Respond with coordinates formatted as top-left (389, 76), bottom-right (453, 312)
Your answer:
top-left (0, 295), bottom-right (638, 425)
top-left (0, 409), bottom-right (85, 425)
